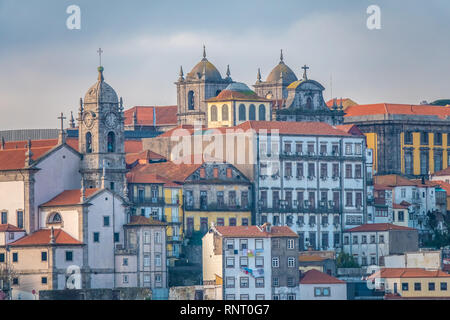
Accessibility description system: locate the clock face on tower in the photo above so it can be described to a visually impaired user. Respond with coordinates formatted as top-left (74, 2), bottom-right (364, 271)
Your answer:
top-left (83, 111), bottom-right (95, 128)
top-left (105, 112), bottom-right (118, 129)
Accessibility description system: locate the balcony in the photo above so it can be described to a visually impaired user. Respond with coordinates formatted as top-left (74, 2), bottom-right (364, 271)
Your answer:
top-left (183, 202), bottom-right (252, 212)
top-left (167, 236), bottom-right (183, 243)
top-left (259, 205), bottom-right (340, 214)
top-left (132, 196), bottom-right (165, 206)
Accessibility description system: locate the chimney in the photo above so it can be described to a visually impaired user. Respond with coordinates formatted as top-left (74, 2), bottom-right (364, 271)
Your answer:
top-left (25, 139), bottom-right (33, 167)
top-left (262, 222), bottom-right (272, 233)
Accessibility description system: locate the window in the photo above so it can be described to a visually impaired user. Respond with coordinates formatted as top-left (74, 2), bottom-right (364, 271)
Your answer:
top-left (255, 277), bottom-right (264, 288)
top-left (379, 235), bottom-right (385, 244)
top-left (345, 164), bottom-right (352, 178)
top-left (226, 257), bottom-right (235, 268)
top-left (361, 235), bottom-right (367, 244)
top-left (86, 132), bottom-right (92, 153)
top-left (103, 216), bottom-right (110, 227)
top-left (441, 282), bottom-right (447, 291)
top-left (404, 131), bottom-right (413, 145)
top-left (41, 251), bottom-right (48, 262)
top-left (346, 192), bottom-right (353, 207)
top-left (188, 91), bottom-right (195, 110)
top-left (65, 251), bottom-right (73, 262)
top-left (272, 239), bottom-right (280, 249)
top-left (287, 239), bottom-right (295, 249)
top-left (93, 232), bottom-right (100, 243)
top-left (272, 277), bottom-right (279, 287)
top-left (210, 105), bottom-right (218, 121)
top-left (255, 294), bottom-right (265, 300)
top-left (155, 274), bottom-right (162, 283)
top-left (272, 257), bottom-right (279, 268)
top-left (405, 151), bottom-right (414, 175)
top-left (355, 164), bottom-right (362, 178)
top-left (398, 211), bottom-right (404, 222)
top-left (12, 252), bottom-right (18, 262)
top-left (402, 283), bottom-right (409, 291)
top-left (287, 294), bottom-right (296, 300)
top-left (353, 236), bottom-right (358, 244)
top-left (429, 282), bottom-right (435, 291)
top-left (345, 144), bottom-right (352, 155)
top-left (240, 277), bottom-right (249, 288)
top-left (213, 167), bottom-right (219, 178)
top-left (226, 239), bottom-right (234, 250)
top-left (155, 232), bottom-right (161, 244)
top-left (320, 163), bottom-right (328, 178)
top-left (226, 277), bottom-right (235, 288)
top-left (420, 151), bottom-right (429, 175)
top-left (355, 192), bottom-right (362, 208)
top-left (144, 232), bottom-right (151, 244)
top-left (12, 278), bottom-right (19, 285)
top-left (0, 253), bottom-right (4, 263)
top-left (226, 294), bottom-right (235, 300)
top-left (229, 217), bottom-right (237, 226)
top-left (123, 275), bottom-right (129, 284)
top-left (273, 295), bottom-right (280, 300)
top-left (217, 218), bottom-right (224, 226)
top-left (308, 163), bottom-right (315, 177)
top-left (41, 277), bottom-right (48, 285)
top-left (288, 257), bottom-right (296, 268)
top-left (355, 144), bottom-right (362, 155)
top-left (421, 132), bottom-right (429, 145)
top-left (114, 232), bottom-right (120, 242)
top-left (107, 132), bottom-right (115, 153)
top-left (240, 257), bottom-right (248, 267)
top-left (249, 104), bottom-right (256, 120)
top-left (242, 218), bottom-right (249, 226)
top-left (144, 255), bottom-right (150, 267)
top-left (259, 104), bottom-right (266, 121)
top-left (17, 211), bottom-right (23, 229)
top-left (155, 254), bottom-right (162, 267)
top-left (239, 104), bottom-right (246, 121)
top-left (123, 258), bottom-right (128, 266)
top-left (414, 282), bottom-right (421, 291)
top-left (143, 274), bottom-right (150, 283)
top-left (256, 257), bottom-right (264, 268)
top-left (314, 287), bottom-right (331, 297)
top-left (287, 277), bottom-right (295, 287)
top-left (255, 239), bottom-right (263, 250)
top-left (1, 211), bottom-right (7, 224)
top-left (222, 105), bottom-right (229, 121)
top-left (435, 133), bottom-right (443, 145)
top-left (240, 294), bottom-right (249, 300)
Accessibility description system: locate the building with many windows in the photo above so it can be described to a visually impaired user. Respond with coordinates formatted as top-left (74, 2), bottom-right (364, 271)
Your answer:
top-left (202, 223), bottom-right (299, 300)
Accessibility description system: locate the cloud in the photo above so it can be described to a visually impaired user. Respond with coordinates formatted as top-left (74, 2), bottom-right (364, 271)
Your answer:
top-left (1, 5), bottom-right (450, 130)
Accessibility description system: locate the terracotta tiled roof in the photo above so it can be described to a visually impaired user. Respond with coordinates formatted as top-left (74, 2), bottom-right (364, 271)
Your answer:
top-left (300, 269), bottom-right (345, 284)
top-left (214, 225), bottom-right (297, 238)
top-left (126, 215), bottom-right (167, 226)
top-left (335, 124), bottom-right (364, 136)
top-left (0, 146), bottom-right (55, 170)
top-left (433, 167), bottom-right (450, 177)
top-left (374, 175), bottom-right (418, 187)
top-left (40, 188), bottom-right (101, 207)
top-left (124, 106), bottom-right (178, 126)
top-left (345, 103), bottom-right (450, 119)
top-left (326, 98), bottom-right (358, 109)
top-left (371, 268), bottom-right (450, 279)
top-left (346, 223), bottom-right (415, 233)
top-left (127, 171), bottom-right (170, 184)
top-left (0, 224), bottom-right (24, 232)
top-left (298, 255), bottom-right (329, 262)
top-left (373, 183), bottom-right (393, 191)
top-left (127, 160), bottom-right (203, 183)
top-left (393, 203), bottom-right (410, 209)
top-left (125, 150), bottom-right (166, 165)
top-left (236, 121), bottom-right (352, 137)
top-left (10, 228), bottom-right (82, 246)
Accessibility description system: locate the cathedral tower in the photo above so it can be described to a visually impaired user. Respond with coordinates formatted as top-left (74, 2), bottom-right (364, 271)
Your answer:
top-left (78, 65), bottom-right (127, 197)
top-left (176, 46), bottom-right (232, 126)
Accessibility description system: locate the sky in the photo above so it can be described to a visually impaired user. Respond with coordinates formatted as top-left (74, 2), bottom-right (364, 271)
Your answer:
top-left (0, 0), bottom-right (450, 130)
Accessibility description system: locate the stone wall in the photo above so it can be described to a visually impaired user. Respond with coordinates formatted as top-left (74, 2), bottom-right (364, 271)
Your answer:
top-left (39, 287), bottom-right (151, 300)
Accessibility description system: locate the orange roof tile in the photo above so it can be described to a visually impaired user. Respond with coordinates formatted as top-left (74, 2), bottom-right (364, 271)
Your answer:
top-left (346, 223), bottom-right (415, 233)
top-left (300, 269), bottom-right (345, 284)
top-left (0, 224), bottom-right (24, 232)
top-left (335, 124), bottom-right (364, 136)
top-left (40, 188), bottom-right (100, 207)
top-left (214, 225), bottom-right (298, 238)
top-left (10, 228), bottom-right (82, 246)
top-left (298, 255), bottom-right (329, 262)
top-left (124, 106), bottom-right (178, 126)
top-left (345, 103), bottom-right (450, 119)
top-left (237, 121), bottom-right (352, 137)
top-left (372, 268), bottom-right (450, 279)
top-left (433, 167), bottom-right (450, 177)
top-left (125, 150), bottom-right (166, 165)
top-left (0, 146), bottom-right (55, 170)
top-left (126, 215), bottom-right (167, 226)
top-left (207, 90), bottom-right (269, 102)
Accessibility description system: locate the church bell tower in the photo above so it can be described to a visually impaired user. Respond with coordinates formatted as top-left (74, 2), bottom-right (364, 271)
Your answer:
top-left (78, 58), bottom-right (127, 197)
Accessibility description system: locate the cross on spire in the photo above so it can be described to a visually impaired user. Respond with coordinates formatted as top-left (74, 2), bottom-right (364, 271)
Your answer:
top-left (58, 112), bottom-right (66, 132)
top-left (202, 45), bottom-right (207, 60)
top-left (97, 48), bottom-right (103, 67)
top-left (280, 49), bottom-right (284, 63)
top-left (302, 64), bottom-right (310, 80)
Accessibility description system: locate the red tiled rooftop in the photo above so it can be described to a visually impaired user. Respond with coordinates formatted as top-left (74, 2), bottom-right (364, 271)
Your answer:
top-left (345, 103), bottom-right (450, 119)
top-left (0, 146), bottom-right (55, 170)
top-left (346, 223), bottom-right (415, 233)
top-left (40, 188), bottom-right (101, 207)
top-left (0, 224), bottom-right (24, 232)
top-left (214, 225), bottom-right (298, 238)
top-left (370, 268), bottom-right (450, 279)
top-left (300, 269), bottom-right (345, 284)
top-left (124, 106), bottom-right (178, 126)
top-left (433, 167), bottom-right (450, 177)
top-left (125, 150), bottom-right (166, 165)
top-left (10, 228), bottom-right (82, 246)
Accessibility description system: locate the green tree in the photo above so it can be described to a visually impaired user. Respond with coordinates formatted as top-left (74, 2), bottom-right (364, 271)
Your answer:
top-left (336, 252), bottom-right (360, 268)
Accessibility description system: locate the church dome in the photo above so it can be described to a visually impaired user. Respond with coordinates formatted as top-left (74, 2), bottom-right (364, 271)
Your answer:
top-left (208, 82), bottom-right (268, 102)
top-left (266, 51), bottom-right (298, 84)
top-left (186, 47), bottom-right (223, 81)
top-left (84, 67), bottom-right (119, 105)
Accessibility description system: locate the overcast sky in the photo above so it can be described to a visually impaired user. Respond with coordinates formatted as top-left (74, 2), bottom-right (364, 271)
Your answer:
top-left (1, 0), bottom-right (450, 129)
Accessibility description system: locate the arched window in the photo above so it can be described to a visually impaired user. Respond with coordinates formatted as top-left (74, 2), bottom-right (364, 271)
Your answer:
top-left (48, 212), bottom-right (62, 224)
top-left (306, 97), bottom-right (313, 110)
top-left (188, 91), bottom-right (195, 110)
top-left (259, 105), bottom-right (266, 121)
top-left (210, 105), bottom-right (218, 121)
top-left (86, 132), bottom-right (92, 154)
top-left (222, 105), bottom-right (229, 121)
top-left (107, 132), bottom-right (115, 153)
top-left (239, 104), bottom-right (246, 121)
top-left (249, 104), bottom-right (256, 120)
